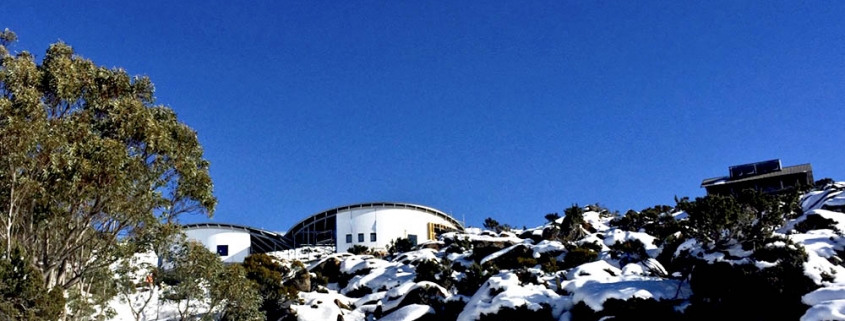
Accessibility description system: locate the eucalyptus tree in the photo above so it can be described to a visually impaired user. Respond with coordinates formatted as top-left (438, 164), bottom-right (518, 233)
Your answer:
top-left (0, 29), bottom-right (216, 316)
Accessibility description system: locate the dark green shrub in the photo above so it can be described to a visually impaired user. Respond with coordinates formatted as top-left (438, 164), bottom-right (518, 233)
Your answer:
top-left (479, 303), bottom-right (556, 321)
top-left (794, 214), bottom-right (839, 233)
top-left (561, 247), bottom-right (598, 270)
top-left (677, 195), bottom-right (755, 249)
top-left (516, 256), bottom-right (538, 268)
top-left (455, 263), bottom-right (496, 296)
top-left (569, 298), bottom-right (682, 321)
top-left (427, 296), bottom-right (467, 321)
top-left (445, 236), bottom-right (472, 254)
top-left (685, 242), bottom-right (817, 321)
top-left (541, 257), bottom-right (561, 273)
top-left (609, 239), bottom-right (649, 265)
top-left (0, 247), bottom-right (66, 321)
top-left (415, 259), bottom-right (443, 284)
top-left (243, 253), bottom-right (296, 320)
top-left (388, 237), bottom-right (414, 255)
top-left (348, 244), bottom-right (370, 255)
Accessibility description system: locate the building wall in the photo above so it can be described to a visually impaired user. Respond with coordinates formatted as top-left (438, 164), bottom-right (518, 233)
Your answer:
top-left (334, 207), bottom-right (458, 253)
top-left (184, 227), bottom-right (252, 263)
top-left (706, 173), bottom-right (813, 196)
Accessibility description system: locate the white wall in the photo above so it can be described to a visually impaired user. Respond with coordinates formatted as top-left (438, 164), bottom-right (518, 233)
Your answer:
top-left (184, 227), bottom-right (252, 263)
top-left (335, 207), bottom-right (458, 253)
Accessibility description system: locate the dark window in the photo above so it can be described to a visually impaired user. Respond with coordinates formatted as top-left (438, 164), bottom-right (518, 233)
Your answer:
top-left (370, 233), bottom-right (377, 242)
top-left (216, 245), bottom-right (228, 256)
top-left (408, 234), bottom-right (418, 246)
top-left (346, 234), bottom-right (352, 243)
top-left (358, 233), bottom-right (364, 242)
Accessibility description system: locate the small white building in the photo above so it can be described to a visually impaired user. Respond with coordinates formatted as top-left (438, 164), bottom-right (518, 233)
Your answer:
top-left (287, 202), bottom-right (463, 253)
top-left (183, 223), bottom-right (291, 263)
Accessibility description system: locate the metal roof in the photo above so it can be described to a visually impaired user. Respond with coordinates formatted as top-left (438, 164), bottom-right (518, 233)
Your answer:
top-left (286, 202), bottom-right (463, 237)
top-left (701, 163), bottom-right (813, 187)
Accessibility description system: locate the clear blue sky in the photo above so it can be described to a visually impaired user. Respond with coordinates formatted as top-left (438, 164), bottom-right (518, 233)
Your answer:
top-left (4, 1), bottom-right (844, 230)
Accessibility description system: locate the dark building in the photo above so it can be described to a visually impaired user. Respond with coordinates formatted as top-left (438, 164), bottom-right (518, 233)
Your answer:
top-left (701, 159), bottom-right (813, 196)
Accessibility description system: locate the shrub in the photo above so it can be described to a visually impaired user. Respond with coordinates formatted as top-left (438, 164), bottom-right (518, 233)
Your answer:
top-left (794, 214), bottom-right (839, 233)
top-left (243, 253), bottom-right (297, 320)
top-left (685, 241), bottom-right (817, 321)
top-left (478, 303), bottom-right (556, 321)
top-left (428, 296), bottom-right (467, 321)
top-left (541, 257), bottom-right (561, 273)
top-left (445, 236), bottom-right (472, 254)
top-left (348, 244), bottom-right (370, 255)
top-left (214, 265), bottom-right (264, 321)
top-left (415, 259), bottom-right (444, 284)
top-left (455, 263), bottom-right (496, 296)
top-left (388, 237), bottom-right (415, 255)
top-left (561, 247), bottom-right (598, 270)
top-left (0, 247), bottom-right (65, 321)
top-left (483, 217), bottom-right (501, 231)
top-left (676, 194), bottom-right (755, 249)
top-left (609, 239), bottom-right (649, 265)
top-left (556, 204), bottom-right (587, 241)
top-left (569, 298), bottom-right (682, 321)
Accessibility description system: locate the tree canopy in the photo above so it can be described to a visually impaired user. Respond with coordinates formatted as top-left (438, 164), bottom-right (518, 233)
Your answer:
top-left (0, 29), bottom-right (216, 317)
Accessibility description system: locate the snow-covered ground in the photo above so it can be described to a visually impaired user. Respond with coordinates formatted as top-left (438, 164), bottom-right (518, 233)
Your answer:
top-left (106, 182), bottom-right (845, 320)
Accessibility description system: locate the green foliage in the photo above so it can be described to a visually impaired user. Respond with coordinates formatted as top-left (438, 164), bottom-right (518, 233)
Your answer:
top-left (483, 217), bottom-right (513, 233)
top-left (654, 233), bottom-right (689, 274)
top-left (445, 236), bottom-right (472, 254)
top-left (677, 194), bottom-right (755, 249)
top-left (610, 205), bottom-right (681, 245)
top-left (243, 253), bottom-right (297, 320)
top-left (794, 214), bottom-right (839, 233)
top-left (347, 244), bottom-right (370, 255)
top-left (516, 256), bottom-right (539, 268)
top-left (483, 217), bottom-right (501, 231)
top-left (569, 298), bottom-right (682, 321)
top-left (213, 264), bottom-right (265, 321)
top-left (0, 246), bottom-right (65, 320)
top-left (686, 241), bottom-right (816, 320)
top-left (678, 189), bottom-right (800, 250)
top-left (609, 239), bottom-right (649, 265)
top-left (156, 239), bottom-right (264, 321)
top-left (162, 240), bottom-right (225, 320)
top-left (544, 213), bottom-right (561, 223)
top-left (415, 259), bottom-right (444, 284)
top-left (455, 263), bottom-right (496, 296)
top-left (561, 246), bottom-right (598, 270)
top-left (388, 237), bottom-right (415, 255)
top-left (429, 297), bottom-right (467, 321)
top-left (478, 303), bottom-right (556, 321)
top-left (547, 205), bottom-right (588, 242)
top-left (815, 178), bottom-right (835, 189)
top-left (541, 257), bottom-right (561, 273)
top-left (0, 30), bottom-right (215, 315)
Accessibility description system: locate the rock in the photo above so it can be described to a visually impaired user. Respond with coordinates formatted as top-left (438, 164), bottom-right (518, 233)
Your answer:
top-left (480, 243), bottom-right (536, 270)
top-left (334, 298), bottom-right (352, 310)
top-left (393, 284), bottom-right (447, 313)
top-left (470, 240), bottom-right (517, 262)
top-left (519, 229), bottom-right (544, 244)
top-left (310, 256), bottom-right (343, 283)
top-left (287, 269), bottom-right (311, 292)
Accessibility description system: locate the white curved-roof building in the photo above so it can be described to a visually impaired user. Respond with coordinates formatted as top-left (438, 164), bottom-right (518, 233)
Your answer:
top-left (185, 202), bottom-right (462, 261)
top-left (287, 202), bottom-right (463, 253)
top-left (183, 223), bottom-right (290, 263)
